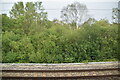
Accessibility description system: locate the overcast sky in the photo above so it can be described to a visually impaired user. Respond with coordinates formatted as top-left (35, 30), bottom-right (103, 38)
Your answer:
top-left (0, 0), bottom-right (119, 22)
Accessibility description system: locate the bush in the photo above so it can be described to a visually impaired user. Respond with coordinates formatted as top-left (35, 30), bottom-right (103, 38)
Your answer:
top-left (2, 18), bottom-right (119, 63)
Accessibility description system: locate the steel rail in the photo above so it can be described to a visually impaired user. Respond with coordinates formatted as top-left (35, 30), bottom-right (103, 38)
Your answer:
top-left (2, 75), bottom-right (120, 80)
top-left (1, 62), bottom-right (120, 80)
top-left (2, 68), bottom-right (120, 72)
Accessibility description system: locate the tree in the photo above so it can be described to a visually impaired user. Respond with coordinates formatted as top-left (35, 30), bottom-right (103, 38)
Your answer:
top-left (10, 2), bottom-right (25, 18)
top-left (112, 8), bottom-right (120, 23)
top-left (9, 2), bottom-right (47, 33)
top-left (10, 2), bottom-right (47, 20)
top-left (61, 2), bottom-right (89, 29)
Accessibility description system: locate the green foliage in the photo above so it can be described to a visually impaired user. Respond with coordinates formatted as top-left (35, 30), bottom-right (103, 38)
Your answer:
top-left (9, 2), bottom-right (47, 34)
top-left (2, 14), bottom-right (15, 31)
top-left (2, 2), bottom-right (119, 63)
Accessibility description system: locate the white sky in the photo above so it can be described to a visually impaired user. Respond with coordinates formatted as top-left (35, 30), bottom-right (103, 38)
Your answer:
top-left (0, 0), bottom-right (119, 22)
top-left (0, 0), bottom-right (119, 2)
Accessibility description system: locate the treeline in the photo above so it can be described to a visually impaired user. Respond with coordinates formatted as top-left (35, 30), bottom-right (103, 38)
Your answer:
top-left (2, 2), bottom-right (119, 63)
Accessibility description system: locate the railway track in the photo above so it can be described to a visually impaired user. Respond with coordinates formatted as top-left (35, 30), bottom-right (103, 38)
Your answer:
top-left (1, 61), bottom-right (120, 80)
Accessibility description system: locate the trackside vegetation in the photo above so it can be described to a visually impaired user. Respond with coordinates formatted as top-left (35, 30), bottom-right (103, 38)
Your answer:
top-left (1, 2), bottom-right (119, 63)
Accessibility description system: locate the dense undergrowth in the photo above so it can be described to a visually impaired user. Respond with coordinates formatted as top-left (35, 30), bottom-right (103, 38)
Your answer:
top-left (2, 14), bottom-right (119, 63)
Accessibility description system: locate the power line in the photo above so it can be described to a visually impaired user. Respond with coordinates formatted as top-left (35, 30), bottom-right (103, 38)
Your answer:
top-left (0, 9), bottom-right (113, 11)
